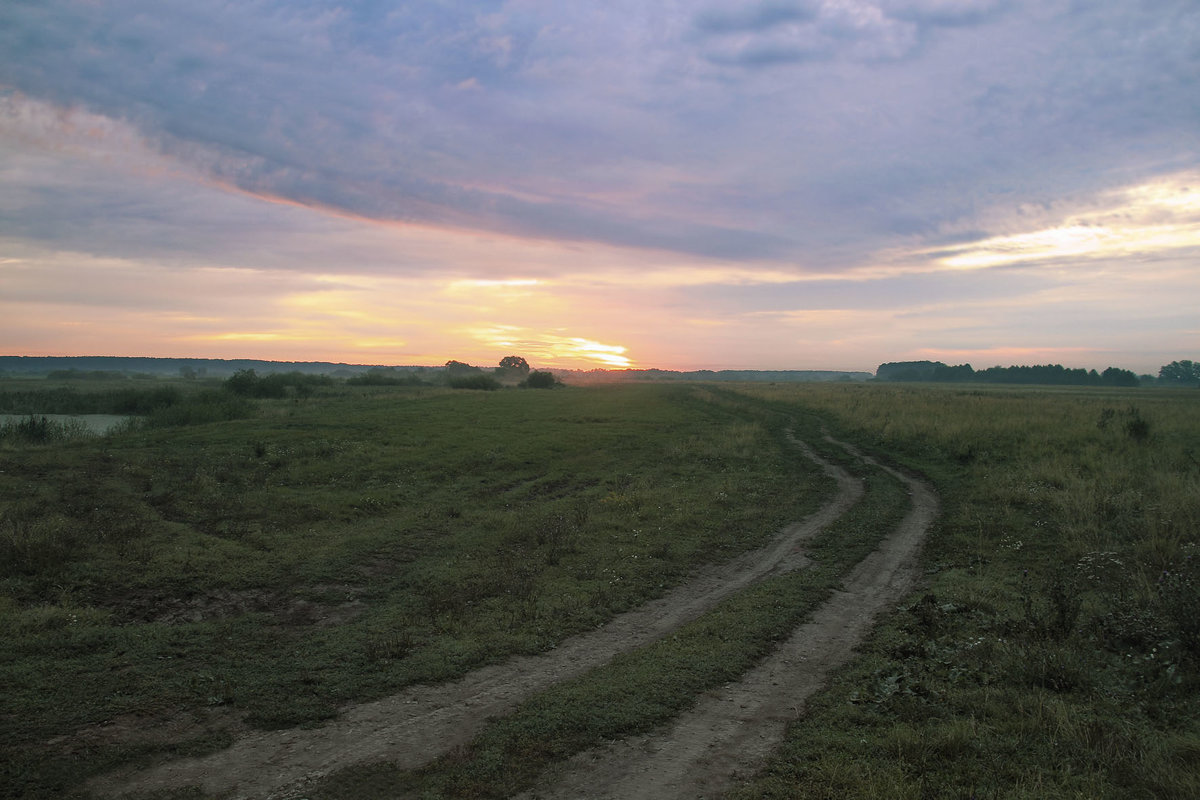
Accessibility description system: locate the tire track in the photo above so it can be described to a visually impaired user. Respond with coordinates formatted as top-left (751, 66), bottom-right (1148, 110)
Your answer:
top-left (520, 439), bottom-right (938, 800)
top-left (94, 432), bottom-right (862, 800)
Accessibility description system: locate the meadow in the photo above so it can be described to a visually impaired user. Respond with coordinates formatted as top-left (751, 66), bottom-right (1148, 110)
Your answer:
top-left (729, 382), bottom-right (1200, 799)
top-left (1, 376), bottom-right (1197, 798)
top-left (1, 379), bottom-right (830, 798)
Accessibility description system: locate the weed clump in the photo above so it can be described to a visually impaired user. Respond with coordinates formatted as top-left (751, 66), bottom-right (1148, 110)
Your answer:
top-left (1097, 405), bottom-right (1151, 442)
top-left (0, 506), bottom-right (79, 578)
top-left (1157, 547), bottom-right (1200, 658)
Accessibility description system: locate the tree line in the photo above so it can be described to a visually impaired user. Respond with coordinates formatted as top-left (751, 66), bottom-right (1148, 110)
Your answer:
top-left (876, 360), bottom-right (1200, 387)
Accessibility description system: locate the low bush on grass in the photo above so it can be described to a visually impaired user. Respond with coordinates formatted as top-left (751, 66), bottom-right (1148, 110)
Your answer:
top-left (521, 370), bottom-right (558, 389)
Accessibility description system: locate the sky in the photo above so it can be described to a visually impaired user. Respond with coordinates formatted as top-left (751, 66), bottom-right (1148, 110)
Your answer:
top-left (1, 1), bottom-right (1198, 373)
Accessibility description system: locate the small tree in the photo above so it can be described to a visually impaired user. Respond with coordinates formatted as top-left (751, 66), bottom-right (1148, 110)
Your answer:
top-left (499, 355), bottom-right (531, 374)
top-left (225, 369), bottom-right (260, 396)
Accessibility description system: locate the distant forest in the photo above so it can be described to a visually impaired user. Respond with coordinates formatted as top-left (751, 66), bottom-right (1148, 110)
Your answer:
top-left (5, 356), bottom-right (1195, 387)
top-left (0, 357), bottom-right (871, 384)
top-left (876, 360), bottom-right (1200, 387)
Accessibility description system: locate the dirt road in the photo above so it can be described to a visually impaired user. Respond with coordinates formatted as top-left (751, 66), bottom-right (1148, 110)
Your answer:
top-left (518, 440), bottom-right (937, 799)
top-left (95, 432), bottom-right (932, 800)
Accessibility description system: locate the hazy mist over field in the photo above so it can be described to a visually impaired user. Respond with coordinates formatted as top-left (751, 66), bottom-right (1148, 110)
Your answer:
top-left (2, 1), bottom-right (1197, 371)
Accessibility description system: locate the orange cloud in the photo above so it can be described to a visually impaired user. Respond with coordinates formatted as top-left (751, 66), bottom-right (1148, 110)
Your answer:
top-left (469, 325), bottom-right (634, 368)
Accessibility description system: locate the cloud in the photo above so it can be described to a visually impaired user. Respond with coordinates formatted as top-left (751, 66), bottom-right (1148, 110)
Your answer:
top-left (914, 170), bottom-right (1200, 270)
top-left (469, 325), bottom-right (633, 367)
top-left (881, 0), bottom-right (1006, 27)
top-left (694, 3), bottom-right (821, 35)
top-left (694, 1), bottom-right (916, 66)
top-left (1, 1), bottom-right (1198, 372)
top-left (693, 0), bottom-right (1009, 67)
top-left (4, 1), bottom-right (1197, 269)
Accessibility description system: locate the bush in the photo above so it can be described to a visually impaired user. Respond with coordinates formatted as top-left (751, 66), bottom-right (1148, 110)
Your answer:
top-left (0, 415), bottom-right (91, 443)
top-left (224, 370), bottom-right (333, 398)
top-left (1096, 406), bottom-right (1151, 442)
top-left (143, 391), bottom-right (255, 427)
top-left (522, 371), bottom-right (558, 389)
top-left (346, 369), bottom-right (426, 386)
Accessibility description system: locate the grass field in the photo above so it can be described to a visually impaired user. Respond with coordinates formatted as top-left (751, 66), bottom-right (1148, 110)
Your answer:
top-left (2, 378), bottom-right (1197, 798)
top-left (729, 382), bottom-right (1200, 799)
top-left (1, 381), bottom-right (829, 798)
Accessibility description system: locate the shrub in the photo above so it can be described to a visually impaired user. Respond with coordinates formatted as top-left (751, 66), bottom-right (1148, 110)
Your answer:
top-left (522, 370), bottom-right (558, 389)
top-left (1123, 407), bottom-right (1151, 442)
top-left (224, 370), bottom-right (333, 398)
top-left (142, 391), bottom-right (256, 427)
top-left (1096, 406), bottom-right (1151, 442)
top-left (0, 415), bottom-right (91, 443)
top-left (346, 369), bottom-right (426, 386)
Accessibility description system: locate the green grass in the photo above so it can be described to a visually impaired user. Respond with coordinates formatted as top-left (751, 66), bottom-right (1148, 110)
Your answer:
top-left (725, 382), bottom-right (1200, 799)
top-left (7, 379), bottom-right (1195, 799)
top-left (308, 439), bottom-right (908, 799)
top-left (0, 382), bottom-right (830, 799)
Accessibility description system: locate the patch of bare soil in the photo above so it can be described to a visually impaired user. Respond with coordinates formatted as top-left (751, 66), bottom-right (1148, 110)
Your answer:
top-left (119, 587), bottom-right (368, 627)
top-left (92, 433), bottom-right (866, 800)
top-left (47, 707), bottom-right (249, 761)
top-left (518, 440), bottom-right (938, 800)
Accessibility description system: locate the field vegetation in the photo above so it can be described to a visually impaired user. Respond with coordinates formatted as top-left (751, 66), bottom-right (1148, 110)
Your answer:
top-left (308, 419), bottom-right (908, 799)
top-left (727, 382), bottom-right (1200, 799)
top-left (1, 376), bottom-right (1196, 798)
top-left (0, 380), bottom-right (829, 798)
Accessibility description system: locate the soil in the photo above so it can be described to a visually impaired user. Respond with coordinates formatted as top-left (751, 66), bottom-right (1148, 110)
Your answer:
top-left (121, 587), bottom-right (368, 627)
top-left (91, 432), bottom-right (935, 800)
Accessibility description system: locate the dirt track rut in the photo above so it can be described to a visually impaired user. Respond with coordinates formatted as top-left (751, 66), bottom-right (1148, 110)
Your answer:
top-left (94, 432), bottom-right (930, 800)
top-left (519, 440), bottom-right (937, 799)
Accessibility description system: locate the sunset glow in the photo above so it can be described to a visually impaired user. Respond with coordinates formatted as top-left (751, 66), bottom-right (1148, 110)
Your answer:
top-left (930, 173), bottom-right (1200, 272)
top-left (2, 3), bottom-right (1197, 374)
